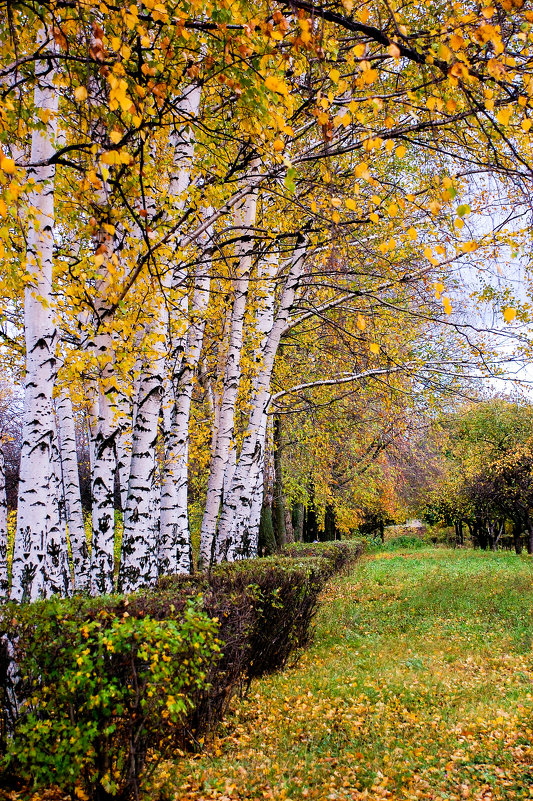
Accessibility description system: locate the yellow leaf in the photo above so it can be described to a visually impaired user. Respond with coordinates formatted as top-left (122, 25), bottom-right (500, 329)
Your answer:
top-left (387, 203), bottom-right (399, 218)
top-left (345, 198), bottom-right (357, 211)
top-left (522, 119), bottom-right (532, 132)
top-left (357, 314), bottom-right (366, 330)
top-left (362, 69), bottom-right (378, 85)
top-left (332, 210), bottom-right (341, 223)
top-left (369, 342), bottom-right (380, 354)
top-left (503, 307), bottom-right (516, 323)
top-left (273, 139), bottom-right (284, 152)
top-left (496, 107), bottom-right (512, 126)
top-left (109, 130), bottom-right (122, 144)
top-left (0, 156), bottom-right (15, 174)
top-left (395, 145), bottom-right (406, 158)
top-left (369, 212), bottom-right (379, 223)
top-left (449, 34), bottom-right (465, 50)
top-left (358, 8), bottom-right (370, 23)
top-left (329, 69), bottom-right (340, 83)
top-left (407, 227), bottom-right (417, 240)
top-left (74, 86), bottom-right (88, 102)
top-left (442, 297), bottom-right (452, 315)
top-left (0, 198), bottom-right (6, 217)
top-left (101, 150), bottom-right (120, 165)
top-left (388, 43), bottom-right (401, 58)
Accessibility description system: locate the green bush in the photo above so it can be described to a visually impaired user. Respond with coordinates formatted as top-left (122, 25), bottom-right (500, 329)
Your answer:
top-left (0, 543), bottom-right (363, 800)
top-left (0, 596), bottom-right (219, 801)
top-left (282, 540), bottom-right (363, 573)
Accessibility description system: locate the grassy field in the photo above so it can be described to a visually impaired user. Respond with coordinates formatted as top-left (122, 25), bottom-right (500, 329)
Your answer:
top-left (158, 548), bottom-right (533, 801)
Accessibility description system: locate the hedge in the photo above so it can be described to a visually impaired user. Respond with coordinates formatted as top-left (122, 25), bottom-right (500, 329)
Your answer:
top-left (0, 540), bottom-right (362, 800)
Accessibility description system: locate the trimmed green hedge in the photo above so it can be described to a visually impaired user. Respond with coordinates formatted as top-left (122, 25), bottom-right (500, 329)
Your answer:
top-left (0, 541), bottom-right (362, 800)
top-left (0, 596), bottom-right (219, 801)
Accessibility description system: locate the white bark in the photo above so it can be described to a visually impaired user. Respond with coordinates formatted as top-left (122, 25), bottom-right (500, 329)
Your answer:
top-left (56, 388), bottom-right (90, 591)
top-left (47, 424), bottom-right (72, 595)
top-left (159, 250), bottom-right (211, 575)
top-left (199, 179), bottom-right (260, 567)
top-left (119, 84), bottom-right (201, 592)
top-left (119, 324), bottom-right (167, 593)
top-left (90, 373), bottom-right (117, 595)
top-left (0, 447), bottom-right (8, 600)
top-left (216, 240), bottom-right (307, 561)
top-left (11, 32), bottom-right (71, 601)
top-left (115, 389), bottom-right (133, 513)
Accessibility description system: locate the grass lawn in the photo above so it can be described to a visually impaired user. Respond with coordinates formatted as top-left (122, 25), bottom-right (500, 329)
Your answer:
top-left (158, 548), bottom-right (533, 801)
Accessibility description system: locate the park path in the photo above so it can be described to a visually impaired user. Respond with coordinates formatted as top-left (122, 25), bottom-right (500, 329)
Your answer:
top-left (165, 548), bottom-right (533, 801)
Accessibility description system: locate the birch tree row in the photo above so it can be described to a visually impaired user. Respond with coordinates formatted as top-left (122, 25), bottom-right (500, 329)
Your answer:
top-left (1, 0), bottom-right (532, 600)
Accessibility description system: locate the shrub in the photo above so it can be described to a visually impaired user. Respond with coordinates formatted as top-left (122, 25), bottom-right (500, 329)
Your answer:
top-left (282, 540), bottom-right (363, 574)
top-left (0, 543), bottom-right (363, 800)
top-left (0, 596), bottom-right (220, 801)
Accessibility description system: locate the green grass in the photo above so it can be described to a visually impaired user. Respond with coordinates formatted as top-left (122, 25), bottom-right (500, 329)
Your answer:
top-left (159, 548), bottom-right (533, 801)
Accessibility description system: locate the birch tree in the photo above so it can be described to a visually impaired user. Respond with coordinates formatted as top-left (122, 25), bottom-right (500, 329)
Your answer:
top-left (55, 388), bottom-right (90, 591)
top-left (11, 30), bottom-right (70, 602)
top-left (199, 173), bottom-right (260, 567)
top-left (159, 242), bottom-right (212, 575)
top-left (215, 239), bottom-right (307, 561)
top-left (0, 446), bottom-right (8, 601)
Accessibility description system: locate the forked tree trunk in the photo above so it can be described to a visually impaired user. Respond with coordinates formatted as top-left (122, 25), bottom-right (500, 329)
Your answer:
top-left (120, 85), bottom-right (201, 591)
top-left (214, 240), bottom-right (306, 561)
top-left (199, 178), bottom-right (260, 567)
top-left (11, 32), bottom-right (70, 601)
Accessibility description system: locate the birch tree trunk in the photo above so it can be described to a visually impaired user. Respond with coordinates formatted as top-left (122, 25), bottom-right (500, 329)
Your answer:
top-left (215, 240), bottom-right (306, 561)
top-left (119, 323), bottom-right (168, 592)
top-left (119, 84), bottom-right (201, 592)
top-left (47, 426), bottom-right (72, 596)
top-left (159, 250), bottom-right (211, 575)
top-left (90, 366), bottom-right (118, 595)
top-left (199, 179), bottom-right (260, 567)
top-left (56, 388), bottom-right (90, 591)
top-left (0, 446), bottom-right (8, 601)
top-left (115, 388), bottom-right (134, 513)
top-left (11, 32), bottom-right (68, 602)
top-left (214, 246), bottom-right (279, 562)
